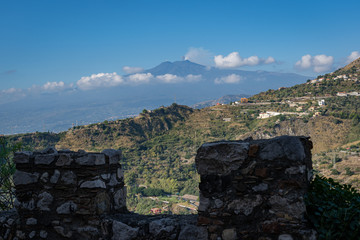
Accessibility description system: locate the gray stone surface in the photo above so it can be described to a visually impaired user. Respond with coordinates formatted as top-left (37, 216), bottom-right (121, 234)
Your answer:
top-left (227, 195), bottom-right (263, 216)
top-left (50, 170), bottom-right (60, 183)
top-left (101, 173), bottom-right (111, 180)
top-left (28, 231), bottom-right (36, 239)
top-left (178, 225), bottom-right (208, 240)
top-left (149, 218), bottom-right (176, 236)
top-left (108, 173), bottom-right (120, 186)
top-left (34, 154), bottom-right (56, 165)
top-left (117, 168), bottom-right (124, 179)
top-left (56, 154), bottom-right (73, 166)
top-left (21, 199), bottom-right (35, 210)
top-left (102, 149), bottom-right (121, 164)
top-left (76, 154), bottom-right (105, 165)
top-left (259, 136), bottom-right (305, 162)
top-left (113, 188), bottom-right (126, 209)
top-left (26, 218), bottom-right (37, 225)
top-left (77, 226), bottom-right (99, 237)
top-left (198, 194), bottom-right (210, 212)
top-left (80, 179), bottom-right (106, 189)
top-left (53, 226), bottom-right (72, 238)
top-left (13, 151), bottom-right (32, 164)
top-left (40, 172), bottom-right (49, 183)
top-left (61, 171), bottom-right (77, 185)
top-left (56, 201), bottom-right (78, 214)
top-left (13, 171), bottom-right (39, 185)
top-left (222, 228), bottom-right (237, 240)
top-left (37, 192), bottom-right (53, 211)
top-left (196, 141), bottom-right (249, 175)
top-left (278, 234), bottom-right (293, 240)
top-left (112, 220), bottom-right (139, 240)
top-left (252, 183), bottom-right (268, 192)
top-left (39, 230), bottom-right (48, 238)
top-left (16, 230), bottom-right (26, 239)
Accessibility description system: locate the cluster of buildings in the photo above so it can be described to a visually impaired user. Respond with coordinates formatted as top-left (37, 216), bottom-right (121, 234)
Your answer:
top-left (308, 73), bottom-right (359, 85)
top-left (336, 91), bottom-right (360, 97)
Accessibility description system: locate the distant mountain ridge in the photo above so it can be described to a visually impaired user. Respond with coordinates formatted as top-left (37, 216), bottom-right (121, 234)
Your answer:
top-left (0, 60), bottom-right (311, 134)
top-left (145, 60), bottom-right (207, 76)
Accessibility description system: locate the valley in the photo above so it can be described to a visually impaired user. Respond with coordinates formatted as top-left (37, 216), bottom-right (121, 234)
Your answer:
top-left (3, 57), bottom-right (360, 214)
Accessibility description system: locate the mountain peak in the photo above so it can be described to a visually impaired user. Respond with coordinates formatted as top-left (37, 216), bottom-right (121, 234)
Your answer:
top-left (145, 60), bottom-right (206, 76)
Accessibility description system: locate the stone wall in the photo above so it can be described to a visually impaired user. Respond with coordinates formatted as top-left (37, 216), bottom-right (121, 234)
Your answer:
top-left (196, 136), bottom-right (316, 240)
top-left (6, 148), bottom-right (126, 239)
top-left (0, 136), bottom-right (316, 240)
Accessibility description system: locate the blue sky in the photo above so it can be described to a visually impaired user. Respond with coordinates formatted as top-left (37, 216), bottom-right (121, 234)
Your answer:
top-left (1, 0), bottom-right (360, 92)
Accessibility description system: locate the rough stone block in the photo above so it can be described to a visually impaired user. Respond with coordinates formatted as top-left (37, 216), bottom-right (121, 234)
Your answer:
top-left (80, 179), bottom-right (106, 189)
top-left (50, 170), bottom-right (60, 183)
top-left (13, 171), bottom-right (39, 185)
top-left (56, 201), bottom-right (78, 214)
top-left (112, 220), bottom-right (139, 240)
top-left (13, 151), bottom-right (32, 164)
top-left (76, 154), bottom-right (105, 165)
top-left (34, 154), bottom-right (56, 165)
top-left (60, 171), bottom-right (77, 185)
top-left (56, 154), bottom-right (73, 166)
top-left (102, 149), bottom-right (121, 164)
top-left (37, 192), bottom-right (53, 211)
top-left (196, 141), bottom-right (249, 175)
top-left (258, 136), bottom-right (305, 162)
top-left (178, 225), bottom-right (208, 240)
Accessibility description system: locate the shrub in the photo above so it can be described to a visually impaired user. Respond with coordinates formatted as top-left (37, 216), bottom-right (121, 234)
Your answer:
top-left (330, 169), bottom-right (340, 175)
top-left (305, 175), bottom-right (360, 239)
top-left (0, 137), bottom-right (22, 210)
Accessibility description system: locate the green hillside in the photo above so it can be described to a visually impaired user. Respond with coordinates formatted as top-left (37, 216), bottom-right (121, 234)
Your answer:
top-left (4, 57), bottom-right (360, 213)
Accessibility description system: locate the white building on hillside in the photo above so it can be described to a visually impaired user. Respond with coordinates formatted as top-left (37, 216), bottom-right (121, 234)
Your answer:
top-left (318, 99), bottom-right (326, 106)
top-left (257, 111), bottom-right (281, 119)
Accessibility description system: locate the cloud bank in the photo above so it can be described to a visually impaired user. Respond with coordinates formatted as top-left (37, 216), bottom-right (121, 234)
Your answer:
top-left (214, 52), bottom-right (276, 68)
top-left (214, 74), bottom-right (244, 84)
top-left (76, 72), bottom-right (124, 90)
top-left (295, 54), bottom-right (334, 73)
top-left (155, 74), bottom-right (202, 83)
top-left (127, 73), bottom-right (153, 84)
top-left (42, 81), bottom-right (67, 91)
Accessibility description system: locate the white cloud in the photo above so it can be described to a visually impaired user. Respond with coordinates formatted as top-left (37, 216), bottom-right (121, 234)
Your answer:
top-left (122, 66), bottom-right (144, 74)
top-left (156, 74), bottom-right (183, 83)
top-left (155, 74), bottom-right (202, 83)
top-left (77, 72), bottom-right (124, 90)
top-left (2, 88), bottom-right (19, 94)
top-left (313, 55), bottom-right (334, 72)
top-left (295, 54), bottom-right (312, 69)
top-left (264, 56), bottom-right (276, 64)
top-left (214, 52), bottom-right (275, 68)
top-left (185, 74), bottom-right (202, 82)
top-left (295, 54), bottom-right (333, 73)
top-left (346, 51), bottom-right (360, 63)
top-left (127, 73), bottom-right (153, 84)
top-left (42, 81), bottom-right (66, 91)
top-left (184, 47), bottom-right (213, 66)
top-left (214, 74), bottom-right (244, 84)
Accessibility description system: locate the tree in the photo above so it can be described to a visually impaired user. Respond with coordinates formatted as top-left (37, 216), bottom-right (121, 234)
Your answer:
top-left (0, 137), bottom-right (22, 210)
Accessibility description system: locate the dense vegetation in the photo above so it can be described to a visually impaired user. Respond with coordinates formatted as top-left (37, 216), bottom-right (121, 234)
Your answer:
top-left (305, 175), bottom-right (360, 240)
top-left (0, 137), bottom-right (23, 210)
